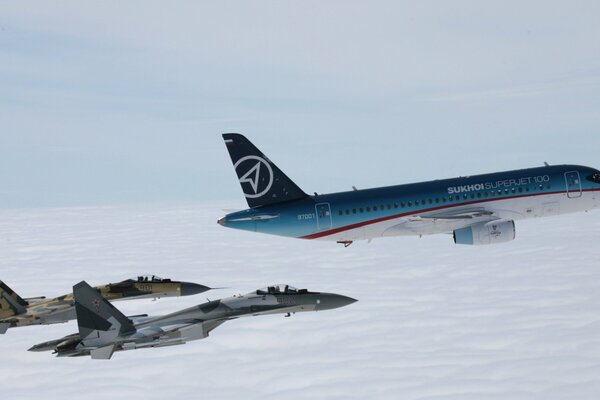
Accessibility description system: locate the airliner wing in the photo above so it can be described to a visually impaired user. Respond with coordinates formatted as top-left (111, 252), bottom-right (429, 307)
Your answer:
top-left (383, 207), bottom-right (498, 236)
top-left (419, 207), bottom-right (494, 220)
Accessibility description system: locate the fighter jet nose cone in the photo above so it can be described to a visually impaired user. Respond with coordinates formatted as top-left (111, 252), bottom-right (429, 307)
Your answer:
top-left (180, 283), bottom-right (211, 296)
top-left (345, 296), bottom-right (358, 305)
top-left (338, 295), bottom-right (358, 308)
top-left (319, 294), bottom-right (358, 310)
top-left (217, 217), bottom-right (227, 226)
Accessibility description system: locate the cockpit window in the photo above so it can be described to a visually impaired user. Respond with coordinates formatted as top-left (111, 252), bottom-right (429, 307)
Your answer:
top-left (256, 284), bottom-right (299, 295)
top-left (133, 275), bottom-right (167, 283)
top-left (586, 173), bottom-right (600, 183)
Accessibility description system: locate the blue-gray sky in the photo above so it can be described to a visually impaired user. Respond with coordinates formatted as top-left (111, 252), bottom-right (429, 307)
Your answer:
top-left (1, 1), bottom-right (599, 207)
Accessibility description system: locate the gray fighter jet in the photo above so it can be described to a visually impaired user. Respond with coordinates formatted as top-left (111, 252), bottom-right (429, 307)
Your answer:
top-left (30, 282), bottom-right (357, 359)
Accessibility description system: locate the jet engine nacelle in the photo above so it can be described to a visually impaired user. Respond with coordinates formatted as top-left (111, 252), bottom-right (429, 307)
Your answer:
top-left (453, 219), bottom-right (515, 245)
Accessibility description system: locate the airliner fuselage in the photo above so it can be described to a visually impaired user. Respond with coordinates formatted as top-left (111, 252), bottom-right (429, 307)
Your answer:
top-left (219, 134), bottom-right (600, 245)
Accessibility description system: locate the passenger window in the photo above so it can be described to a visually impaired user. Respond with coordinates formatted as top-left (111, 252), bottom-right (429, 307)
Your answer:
top-left (359, 207), bottom-right (364, 213)
top-left (435, 198), bottom-right (439, 203)
top-left (366, 206), bottom-right (371, 212)
top-left (387, 204), bottom-right (391, 210)
top-left (408, 201), bottom-right (412, 207)
top-left (373, 205), bottom-right (378, 211)
top-left (345, 209), bottom-right (350, 215)
top-left (352, 208), bottom-right (357, 214)
top-left (338, 210), bottom-right (342, 216)
top-left (518, 187), bottom-right (522, 193)
top-left (394, 202), bottom-right (398, 208)
top-left (401, 202), bottom-right (405, 207)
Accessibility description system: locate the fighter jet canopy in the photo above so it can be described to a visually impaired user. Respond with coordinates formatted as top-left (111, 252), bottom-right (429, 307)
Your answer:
top-left (256, 285), bottom-right (306, 295)
top-left (125, 275), bottom-right (172, 283)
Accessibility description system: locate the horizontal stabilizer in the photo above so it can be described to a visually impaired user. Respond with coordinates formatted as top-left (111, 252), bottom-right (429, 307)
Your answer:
top-left (90, 344), bottom-right (116, 360)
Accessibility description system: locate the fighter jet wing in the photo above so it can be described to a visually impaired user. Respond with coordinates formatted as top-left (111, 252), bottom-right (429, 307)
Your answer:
top-left (201, 319), bottom-right (227, 335)
top-left (148, 319), bottom-right (228, 343)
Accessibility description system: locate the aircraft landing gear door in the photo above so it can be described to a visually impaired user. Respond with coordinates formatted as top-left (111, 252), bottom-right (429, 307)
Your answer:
top-left (565, 171), bottom-right (582, 198)
top-left (315, 203), bottom-right (332, 230)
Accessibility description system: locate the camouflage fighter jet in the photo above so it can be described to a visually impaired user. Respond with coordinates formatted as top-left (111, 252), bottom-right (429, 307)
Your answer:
top-left (30, 282), bottom-right (357, 359)
top-left (0, 276), bottom-right (210, 334)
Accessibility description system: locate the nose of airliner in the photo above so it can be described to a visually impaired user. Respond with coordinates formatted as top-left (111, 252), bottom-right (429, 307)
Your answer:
top-left (180, 282), bottom-right (211, 296)
top-left (317, 294), bottom-right (358, 311)
top-left (217, 216), bottom-right (227, 226)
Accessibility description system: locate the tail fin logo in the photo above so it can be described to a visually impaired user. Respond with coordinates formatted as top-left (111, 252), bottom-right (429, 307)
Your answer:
top-left (234, 155), bottom-right (274, 198)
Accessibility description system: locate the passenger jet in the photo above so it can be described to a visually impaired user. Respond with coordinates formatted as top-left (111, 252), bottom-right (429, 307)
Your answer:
top-left (218, 134), bottom-right (600, 246)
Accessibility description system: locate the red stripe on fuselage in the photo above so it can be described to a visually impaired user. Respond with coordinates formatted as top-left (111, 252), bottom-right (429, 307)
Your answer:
top-left (300, 188), bottom-right (600, 239)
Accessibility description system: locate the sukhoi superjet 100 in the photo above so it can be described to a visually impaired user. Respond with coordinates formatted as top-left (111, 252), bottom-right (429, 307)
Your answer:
top-left (29, 282), bottom-right (356, 359)
top-left (0, 276), bottom-right (210, 334)
top-left (219, 134), bottom-right (600, 246)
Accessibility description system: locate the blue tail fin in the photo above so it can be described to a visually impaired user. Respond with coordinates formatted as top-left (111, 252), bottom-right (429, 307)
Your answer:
top-left (222, 133), bottom-right (308, 208)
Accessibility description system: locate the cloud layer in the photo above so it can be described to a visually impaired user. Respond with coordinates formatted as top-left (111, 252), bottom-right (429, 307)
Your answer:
top-left (0, 204), bottom-right (599, 399)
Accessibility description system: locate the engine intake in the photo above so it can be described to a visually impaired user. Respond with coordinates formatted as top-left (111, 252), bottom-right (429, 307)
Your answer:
top-left (453, 219), bottom-right (515, 245)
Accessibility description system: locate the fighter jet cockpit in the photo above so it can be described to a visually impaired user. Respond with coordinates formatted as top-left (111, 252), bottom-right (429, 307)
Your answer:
top-left (132, 275), bottom-right (172, 283)
top-left (256, 285), bottom-right (308, 295)
top-left (113, 275), bottom-right (173, 284)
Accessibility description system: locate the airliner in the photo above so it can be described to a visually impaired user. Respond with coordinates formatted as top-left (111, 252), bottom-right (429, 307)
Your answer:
top-left (218, 134), bottom-right (600, 246)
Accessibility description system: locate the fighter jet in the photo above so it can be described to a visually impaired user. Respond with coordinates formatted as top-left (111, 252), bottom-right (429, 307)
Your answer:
top-left (0, 276), bottom-right (210, 334)
top-left (29, 282), bottom-right (357, 359)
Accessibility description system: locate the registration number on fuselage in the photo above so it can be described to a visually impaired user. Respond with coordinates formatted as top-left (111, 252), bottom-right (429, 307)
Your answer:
top-left (297, 213), bottom-right (315, 220)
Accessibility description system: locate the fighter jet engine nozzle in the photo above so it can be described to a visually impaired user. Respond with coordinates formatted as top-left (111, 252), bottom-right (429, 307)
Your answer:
top-left (316, 294), bottom-right (357, 311)
top-left (180, 282), bottom-right (211, 296)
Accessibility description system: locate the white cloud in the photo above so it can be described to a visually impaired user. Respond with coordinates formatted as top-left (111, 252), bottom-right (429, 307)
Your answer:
top-left (0, 204), bottom-right (599, 399)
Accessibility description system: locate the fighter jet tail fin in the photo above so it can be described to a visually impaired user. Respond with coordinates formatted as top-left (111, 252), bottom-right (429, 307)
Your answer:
top-left (0, 280), bottom-right (28, 319)
top-left (73, 281), bottom-right (136, 345)
top-left (222, 133), bottom-right (308, 208)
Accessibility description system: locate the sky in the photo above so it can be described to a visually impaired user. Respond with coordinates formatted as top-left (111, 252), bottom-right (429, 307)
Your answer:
top-left (0, 204), bottom-right (599, 399)
top-left (1, 1), bottom-right (599, 208)
top-left (1, 4), bottom-right (600, 398)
